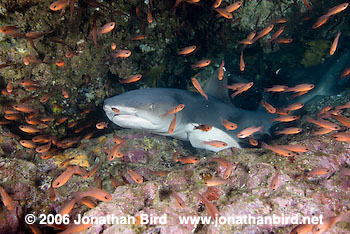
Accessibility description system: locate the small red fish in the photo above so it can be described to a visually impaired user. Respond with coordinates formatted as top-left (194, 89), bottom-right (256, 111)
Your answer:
top-left (191, 59), bottom-right (211, 69)
top-left (119, 74), bottom-right (142, 84)
top-left (162, 104), bottom-right (185, 117)
top-left (194, 124), bottom-right (212, 132)
top-left (0, 186), bottom-right (14, 210)
top-left (261, 101), bottom-right (276, 113)
top-left (178, 156), bottom-right (200, 164)
top-left (98, 22), bottom-right (115, 35)
top-left (191, 77), bottom-right (208, 101)
top-left (237, 125), bottom-right (263, 138)
top-left (221, 118), bottom-right (237, 130)
top-left (127, 168), bottom-right (143, 184)
top-left (203, 140), bottom-right (228, 148)
top-left (96, 122), bottom-right (108, 129)
top-left (168, 114), bottom-right (177, 134)
top-left (330, 31), bottom-right (341, 55)
top-left (178, 45), bottom-right (197, 55)
top-left (112, 50), bottom-right (132, 58)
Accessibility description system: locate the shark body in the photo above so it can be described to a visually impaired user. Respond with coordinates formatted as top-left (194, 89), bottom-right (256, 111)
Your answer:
top-left (103, 72), bottom-right (275, 152)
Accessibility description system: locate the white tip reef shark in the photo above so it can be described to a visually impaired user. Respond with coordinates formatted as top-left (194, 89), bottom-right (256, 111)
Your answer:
top-left (103, 70), bottom-right (275, 152)
top-left (104, 50), bottom-right (350, 152)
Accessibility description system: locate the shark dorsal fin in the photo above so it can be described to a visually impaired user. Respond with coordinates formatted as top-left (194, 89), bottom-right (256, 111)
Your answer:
top-left (203, 67), bottom-right (232, 105)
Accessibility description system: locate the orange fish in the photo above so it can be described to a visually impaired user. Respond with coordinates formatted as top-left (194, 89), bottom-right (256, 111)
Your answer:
top-left (208, 157), bottom-right (230, 166)
top-left (98, 22), bottom-right (115, 35)
top-left (196, 192), bottom-right (220, 219)
top-left (325, 3), bottom-right (349, 17)
top-left (271, 115), bottom-right (300, 122)
top-left (306, 167), bottom-right (330, 177)
top-left (56, 58), bottom-right (65, 67)
top-left (264, 85), bottom-right (288, 92)
top-left (131, 34), bottom-right (146, 40)
top-left (271, 18), bottom-right (288, 24)
top-left (74, 188), bottom-right (112, 201)
top-left (4, 114), bottom-right (21, 120)
top-left (302, 0), bottom-right (312, 11)
top-left (13, 104), bottom-right (35, 113)
top-left (91, 22), bottom-right (97, 46)
top-left (173, 190), bottom-right (185, 208)
top-left (237, 125), bottom-right (263, 138)
top-left (286, 84), bottom-right (314, 92)
top-left (36, 142), bottom-right (51, 153)
top-left (312, 15), bottom-right (330, 29)
top-left (290, 224), bottom-right (314, 234)
top-left (147, 8), bottom-right (153, 23)
top-left (330, 31), bottom-right (341, 55)
top-left (221, 118), bottom-right (237, 130)
top-left (275, 38), bottom-right (293, 44)
top-left (40, 93), bottom-right (52, 103)
top-left (112, 49), bottom-right (132, 58)
top-left (269, 26), bottom-right (284, 42)
top-left (261, 142), bottom-right (294, 157)
top-left (168, 114), bottom-right (177, 134)
top-left (306, 116), bottom-right (341, 130)
top-left (223, 163), bottom-right (233, 179)
top-left (212, 0), bottom-right (222, 8)
top-left (226, 83), bottom-right (246, 90)
top-left (261, 101), bottom-right (276, 113)
top-left (218, 60), bottom-right (224, 80)
top-left (178, 156), bottom-right (200, 164)
top-left (50, 0), bottom-right (68, 11)
top-left (6, 82), bottom-right (13, 93)
top-left (269, 170), bottom-right (280, 190)
top-left (119, 74), bottom-right (142, 84)
top-left (331, 114), bottom-right (350, 127)
top-left (231, 82), bottom-right (253, 98)
top-left (239, 51), bottom-right (245, 72)
top-left (58, 199), bottom-right (76, 216)
top-left (194, 124), bottom-right (213, 132)
top-left (127, 168), bottom-right (143, 184)
top-left (215, 8), bottom-right (232, 19)
top-left (249, 136), bottom-right (258, 146)
top-left (280, 144), bottom-right (309, 152)
top-left (65, 50), bottom-right (77, 58)
top-left (0, 186), bottom-right (14, 210)
top-left (225, 1), bottom-right (242, 12)
top-left (340, 67), bottom-right (350, 78)
top-left (312, 127), bottom-right (333, 136)
top-left (61, 89), bottom-right (69, 98)
top-left (312, 215), bottom-right (342, 234)
top-left (191, 59), bottom-right (211, 69)
top-left (205, 177), bottom-right (231, 186)
top-left (178, 45), bottom-right (197, 55)
top-left (203, 140), bottom-right (228, 147)
top-left (19, 140), bottom-right (37, 149)
top-left (79, 197), bottom-right (96, 208)
top-left (253, 24), bottom-right (274, 41)
top-left (19, 125), bottom-right (41, 133)
top-left (275, 127), bottom-right (302, 135)
top-left (108, 144), bottom-right (123, 160)
top-left (162, 104), bottom-right (185, 117)
top-left (109, 173), bottom-right (121, 189)
top-left (191, 77), bottom-right (208, 101)
top-left (96, 122), bottom-right (108, 129)
top-left (283, 103), bottom-right (304, 111)
top-left (331, 132), bottom-right (350, 142)
top-left (52, 167), bottom-right (77, 188)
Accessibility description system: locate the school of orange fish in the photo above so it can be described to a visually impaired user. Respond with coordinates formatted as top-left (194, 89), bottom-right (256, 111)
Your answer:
top-left (1, 0), bottom-right (350, 233)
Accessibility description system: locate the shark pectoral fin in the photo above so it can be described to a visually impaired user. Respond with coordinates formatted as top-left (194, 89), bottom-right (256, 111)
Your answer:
top-left (187, 124), bottom-right (241, 152)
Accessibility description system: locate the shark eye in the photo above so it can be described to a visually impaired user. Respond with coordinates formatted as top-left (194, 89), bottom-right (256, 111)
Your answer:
top-left (149, 103), bottom-right (155, 110)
